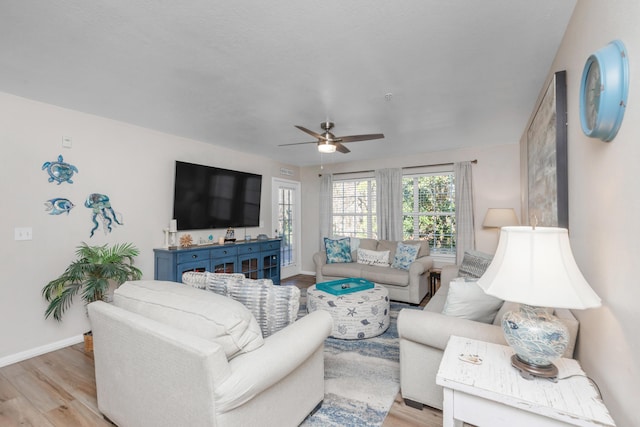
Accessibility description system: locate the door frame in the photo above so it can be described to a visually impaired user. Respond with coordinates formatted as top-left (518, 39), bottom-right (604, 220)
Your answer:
top-left (272, 177), bottom-right (301, 278)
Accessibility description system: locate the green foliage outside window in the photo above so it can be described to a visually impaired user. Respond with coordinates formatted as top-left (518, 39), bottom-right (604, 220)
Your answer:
top-left (402, 174), bottom-right (456, 254)
top-left (332, 179), bottom-right (377, 239)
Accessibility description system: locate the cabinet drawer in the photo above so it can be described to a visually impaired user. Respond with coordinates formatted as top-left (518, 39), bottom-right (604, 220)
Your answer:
top-left (177, 250), bottom-right (209, 264)
top-left (237, 243), bottom-right (261, 255)
top-left (260, 241), bottom-right (280, 251)
top-left (210, 246), bottom-right (238, 258)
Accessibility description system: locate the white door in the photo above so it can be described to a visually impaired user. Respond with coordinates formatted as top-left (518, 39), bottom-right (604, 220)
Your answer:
top-left (272, 178), bottom-right (301, 278)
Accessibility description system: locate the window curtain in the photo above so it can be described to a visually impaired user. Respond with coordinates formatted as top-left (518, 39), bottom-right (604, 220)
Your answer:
top-left (454, 161), bottom-right (475, 263)
top-left (375, 168), bottom-right (403, 241)
top-left (319, 173), bottom-right (333, 250)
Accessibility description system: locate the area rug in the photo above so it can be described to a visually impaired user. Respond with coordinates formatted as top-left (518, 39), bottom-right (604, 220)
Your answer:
top-left (299, 290), bottom-right (419, 427)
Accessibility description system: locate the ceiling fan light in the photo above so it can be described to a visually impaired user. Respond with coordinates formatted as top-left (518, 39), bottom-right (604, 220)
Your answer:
top-left (318, 142), bottom-right (336, 153)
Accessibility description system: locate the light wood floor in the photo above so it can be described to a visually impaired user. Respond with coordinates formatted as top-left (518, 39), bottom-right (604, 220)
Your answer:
top-left (0, 275), bottom-right (442, 427)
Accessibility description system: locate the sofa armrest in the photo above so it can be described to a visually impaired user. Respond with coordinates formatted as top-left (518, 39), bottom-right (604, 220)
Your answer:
top-left (88, 301), bottom-right (228, 427)
top-left (440, 264), bottom-right (460, 288)
top-left (397, 308), bottom-right (506, 351)
top-left (409, 256), bottom-right (433, 276)
top-left (215, 310), bottom-right (333, 412)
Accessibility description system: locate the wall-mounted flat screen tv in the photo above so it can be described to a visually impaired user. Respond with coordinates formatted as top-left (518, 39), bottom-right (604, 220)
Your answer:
top-left (173, 161), bottom-right (262, 231)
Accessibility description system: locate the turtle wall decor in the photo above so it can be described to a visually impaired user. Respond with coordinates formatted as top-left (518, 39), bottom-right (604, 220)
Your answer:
top-left (42, 154), bottom-right (78, 185)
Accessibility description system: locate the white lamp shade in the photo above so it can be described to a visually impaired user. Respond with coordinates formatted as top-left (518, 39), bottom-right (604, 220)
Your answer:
top-left (477, 226), bottom-right (601, 309)
top-left (482, 208), bottom-right (519, 227)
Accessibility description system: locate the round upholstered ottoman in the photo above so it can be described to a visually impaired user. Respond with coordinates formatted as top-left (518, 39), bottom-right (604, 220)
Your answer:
top-left (307, 284), bottom-right (390, 339)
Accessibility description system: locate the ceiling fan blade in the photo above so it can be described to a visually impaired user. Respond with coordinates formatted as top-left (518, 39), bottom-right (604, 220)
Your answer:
top-left (339, 133), bottom-right (385, 143)
top-left (278, 141), bottom-right (318, 147)
top-left (295, 125), bottom-right (326, 140)
top-left (335, 142), bottom-right (350, 153)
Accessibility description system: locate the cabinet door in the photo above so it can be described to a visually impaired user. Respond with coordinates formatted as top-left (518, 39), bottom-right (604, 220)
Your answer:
top-left (211, 256), bottom-right (237, 274)
top-left (238, 253), bottom-right (260, 280)
top-left (176, 260), bottom-right (209, 282)
top-left (261, 249), bottom-right (280, 285)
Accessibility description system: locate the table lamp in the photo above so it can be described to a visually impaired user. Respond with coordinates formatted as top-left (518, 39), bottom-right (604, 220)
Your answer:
top-left (482, 208), bottom-right (520, 228)
top-left (476, 226), bottom-right (601, 379)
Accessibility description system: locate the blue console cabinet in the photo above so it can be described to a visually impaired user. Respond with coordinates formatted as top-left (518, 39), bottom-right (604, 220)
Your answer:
top-left (154, 239), bottom-right (281, 285)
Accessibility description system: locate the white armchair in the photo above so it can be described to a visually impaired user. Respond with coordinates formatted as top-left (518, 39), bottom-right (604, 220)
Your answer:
top-left (88, 280), bottom-right (332, 427)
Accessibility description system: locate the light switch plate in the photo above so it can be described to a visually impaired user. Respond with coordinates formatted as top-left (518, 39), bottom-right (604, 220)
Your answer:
top-left (14, 227), bottom-right (33, 240)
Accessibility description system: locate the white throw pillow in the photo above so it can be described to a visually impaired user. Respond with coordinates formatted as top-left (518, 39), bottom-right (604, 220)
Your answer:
top-left (442, 277), bottom-right (504, 324)
top-left (357, 248), bottom-right (390, 267)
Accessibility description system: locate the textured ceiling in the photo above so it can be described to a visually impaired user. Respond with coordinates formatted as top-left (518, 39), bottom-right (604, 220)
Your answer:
top-left (0, 0), bottom-right (576, 166)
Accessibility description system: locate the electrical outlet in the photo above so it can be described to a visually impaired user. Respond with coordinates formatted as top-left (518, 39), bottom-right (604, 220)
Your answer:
top-left (14, 227), bottom-right (33, 241)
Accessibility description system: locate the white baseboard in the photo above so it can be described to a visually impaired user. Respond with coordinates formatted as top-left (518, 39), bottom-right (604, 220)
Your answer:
top-left (0, 334), bottom-right (84, 368)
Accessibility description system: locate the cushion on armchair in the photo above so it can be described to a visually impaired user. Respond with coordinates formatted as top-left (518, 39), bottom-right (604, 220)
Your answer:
top-left (113, 280), bottom-right (264, 359)
top-left (458, 250), bottom-right (493, 278)
top-left (442, 277), bottom-right (504, 323)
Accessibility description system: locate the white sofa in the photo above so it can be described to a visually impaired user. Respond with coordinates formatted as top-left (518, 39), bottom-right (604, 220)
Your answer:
top-left (397, 264), bottom-right (580, 410)
top-left (314, 238), bottom-right (433, 304)
top-left (88, 280), bottom-right (333, 427)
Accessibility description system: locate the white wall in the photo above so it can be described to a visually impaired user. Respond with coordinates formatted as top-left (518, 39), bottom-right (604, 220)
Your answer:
top-left (299, 143), bottom-right (521, 273)
top-left (518, 1), bottom-right (639, 424)
top-left (0, 92), bottom-right (299, 364)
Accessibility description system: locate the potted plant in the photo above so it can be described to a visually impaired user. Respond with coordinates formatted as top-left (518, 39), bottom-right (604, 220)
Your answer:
top-left (42, 242), bottom-right (143, 350)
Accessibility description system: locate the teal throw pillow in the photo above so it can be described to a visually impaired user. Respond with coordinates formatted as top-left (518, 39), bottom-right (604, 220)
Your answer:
top-left (391, 242), bottom-right (420, 270)
top-left (324, 237), bottom-right (352, 264)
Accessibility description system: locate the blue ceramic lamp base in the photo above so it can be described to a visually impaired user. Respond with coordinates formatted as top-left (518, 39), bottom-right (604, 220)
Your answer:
top-left (502, 304), bottom-right (570, 380)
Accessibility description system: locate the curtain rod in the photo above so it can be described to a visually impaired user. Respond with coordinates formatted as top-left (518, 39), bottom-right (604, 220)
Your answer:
top-left (318, 159), bottom-right (477, 177)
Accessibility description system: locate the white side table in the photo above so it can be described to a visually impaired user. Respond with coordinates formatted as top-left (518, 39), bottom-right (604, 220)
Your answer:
top-left (436, 336), bottom-right (616, 427)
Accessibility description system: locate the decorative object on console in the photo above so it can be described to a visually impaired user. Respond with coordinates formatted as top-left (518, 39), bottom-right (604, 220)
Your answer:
top-left (224, 227), bottom-right (236, 242)
top-left (42, 154), bottom-right (78, 185)
top-left (477, 226), bottom-right (601, 379)
top-left (580, 40), bottom-right (629, 142)
top-left (526, 70), bottom-right (568, 229)
top-left (85, 193), bottom-right (123, 238)
top-left (44, 197), bottom-right (75, 215)
top-left (179, 233), bottom-right (193, 248)
top-left (482, 208), bottom-right (519, 228)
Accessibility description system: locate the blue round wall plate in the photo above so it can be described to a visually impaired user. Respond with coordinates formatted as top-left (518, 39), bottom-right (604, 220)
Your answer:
top-left (579, 40), bottom-right (629, 142)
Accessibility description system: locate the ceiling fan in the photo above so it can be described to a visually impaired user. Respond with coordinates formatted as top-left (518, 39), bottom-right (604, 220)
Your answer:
top-left (279, 122), bottom-right (384, 154)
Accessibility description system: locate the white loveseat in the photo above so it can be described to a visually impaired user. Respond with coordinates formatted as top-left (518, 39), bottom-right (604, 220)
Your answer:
top-left (397, 264), bottom-right (580, 410)
top-left (88, 280), bottom-right (333, 427)
top-left (314, 238), bottom-right (433, 304)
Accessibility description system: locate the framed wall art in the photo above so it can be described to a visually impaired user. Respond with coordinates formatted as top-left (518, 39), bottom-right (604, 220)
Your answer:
top-left (526, 70), bottom-right (568, 228)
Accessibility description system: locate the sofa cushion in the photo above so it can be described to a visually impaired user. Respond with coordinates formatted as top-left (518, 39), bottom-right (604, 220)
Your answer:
top-left (324, 237), bottom-right (352, 263)
top-left (357, 248), bottom-right (390, 267)
top-left (113, 280), bottom-right (264, 359)
top-left (376, 240), bottom-right (399, 260)
top-left (321, 261), bottom-right (363, 278)
top-left (458, 250), bottom-right (494, 278)
top-left (361, 265), bottom-right (409, 287)
top-left (442, 277), bottom-right (504, 324)
top-left (358, 238), bottom-right (378, 251)
top-left (392, 242), bottom-right (421, 270)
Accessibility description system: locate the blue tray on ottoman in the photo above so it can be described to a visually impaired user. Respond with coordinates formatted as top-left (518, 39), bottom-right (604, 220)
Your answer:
top-left (316, 278), bottom-right (374, 295)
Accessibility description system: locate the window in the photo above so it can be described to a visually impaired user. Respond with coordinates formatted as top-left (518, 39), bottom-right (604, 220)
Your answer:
top-left (332, 178), bottom-right (377, 238)
top-left (402, 173), bottom-right (456, 254)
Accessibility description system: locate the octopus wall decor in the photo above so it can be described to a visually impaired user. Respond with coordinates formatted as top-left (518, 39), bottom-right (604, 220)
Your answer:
top-left (85, 193), bottom-right (123, 237)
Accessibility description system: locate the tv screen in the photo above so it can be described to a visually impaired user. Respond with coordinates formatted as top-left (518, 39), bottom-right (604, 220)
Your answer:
top-left (173, 161), bottom-right (262, 231)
